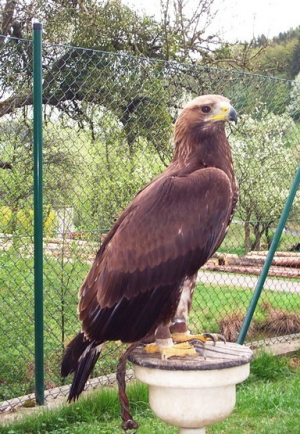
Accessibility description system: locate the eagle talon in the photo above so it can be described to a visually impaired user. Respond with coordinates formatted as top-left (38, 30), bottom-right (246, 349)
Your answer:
top-left (143, 341), bottom-right (198, 359)
top-left (172, 332), bottom-right (226, 345)
top-left (189, 340), bottom-right (207, 358)
top-left (217, 333), bottom-right (226, 344)
top-left (202, 333), bottom-right (226, 345)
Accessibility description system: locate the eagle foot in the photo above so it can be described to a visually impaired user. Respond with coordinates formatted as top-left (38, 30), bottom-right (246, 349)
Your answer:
top-left (171, 332), bottom-right (226, 359)
top-left (143, 333), bottom-right (226, 360)
top-left (172, 332), bottom-right (226, 345)
top-left (143, 341), bottom-right (198, 359)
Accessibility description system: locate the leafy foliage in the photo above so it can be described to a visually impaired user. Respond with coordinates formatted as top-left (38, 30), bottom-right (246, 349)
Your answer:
top-left (288, 71), bottom-right (300, 120)
top-left (231, 107), bottom-right (300, 250)
top-left (0, 206), bottom-right (56, 235)
top-left (251, 26), bottom-right (300, 78)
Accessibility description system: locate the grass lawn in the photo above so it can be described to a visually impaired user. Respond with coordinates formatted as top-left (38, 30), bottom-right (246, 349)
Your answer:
top-left (1, 247), bottom-right (300, 401)
top-left (1, 352), bottom-right (300, 433)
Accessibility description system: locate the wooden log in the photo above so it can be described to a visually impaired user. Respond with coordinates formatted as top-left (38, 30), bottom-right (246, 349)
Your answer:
top-left (203, 264), bottom-right (300, 278)
top-left (246, 251), bottom-right (300, 258)
top-left (228, 255), bottom-right (300, 268)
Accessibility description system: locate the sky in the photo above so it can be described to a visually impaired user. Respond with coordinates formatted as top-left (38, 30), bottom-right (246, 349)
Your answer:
top-left (123, 0), bottom-right (300, 42)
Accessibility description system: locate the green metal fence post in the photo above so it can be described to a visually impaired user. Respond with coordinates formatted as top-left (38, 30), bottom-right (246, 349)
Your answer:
top-left (237, 164), bottom-right (300, 345)
top-left (33, 21), bottom-right (44, 405)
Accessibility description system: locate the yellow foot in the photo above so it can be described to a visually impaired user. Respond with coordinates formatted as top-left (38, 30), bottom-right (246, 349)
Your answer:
top-left (172, 332), bottom-right (226, 345)
top-left (143, 341), bottom-right (198, 359)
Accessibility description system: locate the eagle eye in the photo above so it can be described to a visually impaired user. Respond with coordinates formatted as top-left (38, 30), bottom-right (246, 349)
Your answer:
top-left (201, 105), bottom-right (211, 113)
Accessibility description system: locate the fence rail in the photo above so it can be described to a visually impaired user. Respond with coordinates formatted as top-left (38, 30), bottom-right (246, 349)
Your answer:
top-left (0, 33), bottom-right (299, 409)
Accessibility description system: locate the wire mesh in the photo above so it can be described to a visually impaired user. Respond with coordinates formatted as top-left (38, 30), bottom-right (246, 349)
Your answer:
top-left (0, 36), bottom-right (299, 409)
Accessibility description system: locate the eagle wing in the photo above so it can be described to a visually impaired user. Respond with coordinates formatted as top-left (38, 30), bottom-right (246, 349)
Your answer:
top-left (78, 167), bottom-right (233, 343)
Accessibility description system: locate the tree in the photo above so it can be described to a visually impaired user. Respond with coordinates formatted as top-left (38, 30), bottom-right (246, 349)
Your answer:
top-left (0, 115), bottom-right (88, 234)
top-left (288, 36), bottom-right (300, 78)
top-left (288, 71), bottom-right (300, 121)
top-left (1, 0), bottom-right (268, 67)
top-left (0, 0), bottom-right (273, 139)
top-left (1, 0), bottom-right (298, 241)
top-left (231, 107), bottom-right (300, 252)
top-left (0, 0), bottom-right (220, 59)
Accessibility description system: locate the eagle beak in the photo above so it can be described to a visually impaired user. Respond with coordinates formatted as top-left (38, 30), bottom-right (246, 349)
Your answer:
top-left (228, 106), bottom-right (238, 124)
top-left (209, 104), bottom-right (238, 124)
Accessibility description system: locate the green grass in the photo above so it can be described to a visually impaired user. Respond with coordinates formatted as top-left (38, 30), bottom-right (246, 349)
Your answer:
top-left (0, 248), bottom-right (90, 400)
top-left (190, 284), bottom-right (300, 334)
top-left (216, 222), bottom-right (245, 256)
top-left (1, 246), bottom-right (300, 400)
top-left (1, 352), bottom-right (300, 434)
top-left (209, 351), bottom-right (300, 434)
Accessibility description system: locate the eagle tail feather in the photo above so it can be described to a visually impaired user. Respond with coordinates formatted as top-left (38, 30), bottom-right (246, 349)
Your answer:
top-left (61, 332), bottom-right (103, 402)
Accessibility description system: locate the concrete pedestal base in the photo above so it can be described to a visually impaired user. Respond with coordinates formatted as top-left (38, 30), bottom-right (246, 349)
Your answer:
top-left (129, 341), bottom-right (253, 433)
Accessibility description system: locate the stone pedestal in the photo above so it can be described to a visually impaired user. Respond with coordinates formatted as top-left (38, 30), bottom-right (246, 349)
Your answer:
top-left (129, 341), bottom-right (253, 433)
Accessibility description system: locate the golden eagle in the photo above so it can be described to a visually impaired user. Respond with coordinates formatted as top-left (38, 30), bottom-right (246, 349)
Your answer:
top-left (61, 94), bottom-right (238, 403)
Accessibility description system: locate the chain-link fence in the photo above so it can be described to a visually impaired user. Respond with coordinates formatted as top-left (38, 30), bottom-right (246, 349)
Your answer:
top-left (0, 35), bottom-right (299, 410)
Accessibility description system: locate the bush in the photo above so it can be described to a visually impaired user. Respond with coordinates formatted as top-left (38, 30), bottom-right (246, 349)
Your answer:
top-left (0, 206), bottom-right (57, 236)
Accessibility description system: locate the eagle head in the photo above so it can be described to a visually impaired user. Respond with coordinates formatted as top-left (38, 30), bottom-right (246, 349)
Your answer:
top-left (183, 94), bottom-right (238, 125)
top-left (173, 94), bottom-right (238, 161)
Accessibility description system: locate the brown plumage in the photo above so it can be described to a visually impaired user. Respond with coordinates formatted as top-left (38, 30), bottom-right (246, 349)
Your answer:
top-left (61, 94), bottom-right (238, 401)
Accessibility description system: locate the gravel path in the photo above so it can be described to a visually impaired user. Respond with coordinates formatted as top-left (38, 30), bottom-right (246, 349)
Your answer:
top-left (197, 270), bottom-right (300, 294)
